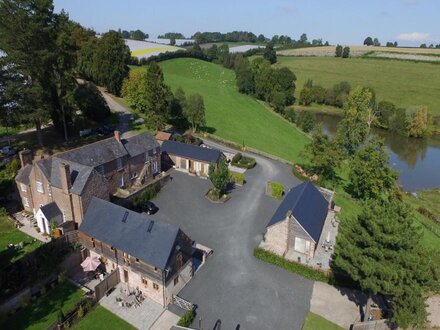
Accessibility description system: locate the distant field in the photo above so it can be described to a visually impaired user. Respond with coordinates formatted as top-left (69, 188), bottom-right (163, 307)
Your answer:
top-left (133, 58), bottom-right (309, 163)
top-left (275, 57), bottom-right (440, 117)
top-left (124, 39), bottom-right (181, 59)
top-left (278, 45), bottom-right (440, 57)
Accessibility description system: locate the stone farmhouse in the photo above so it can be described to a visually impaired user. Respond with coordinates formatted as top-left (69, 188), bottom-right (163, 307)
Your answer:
top-left (161, 139), bottom-right (225, 177)
top-left (261, 181), bottom-right (335, 263)
top-left (79, 197), bottom-right (193, 307)
top-left (15, 131), bottom-right (160, 232)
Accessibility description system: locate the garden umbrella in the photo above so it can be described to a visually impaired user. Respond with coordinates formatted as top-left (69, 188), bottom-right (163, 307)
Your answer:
top-left (80, 256), bottom-right (101, 272)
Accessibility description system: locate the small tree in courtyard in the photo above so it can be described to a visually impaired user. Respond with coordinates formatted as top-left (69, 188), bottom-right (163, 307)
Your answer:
top-left (208, 159), bottom-right (229, 199)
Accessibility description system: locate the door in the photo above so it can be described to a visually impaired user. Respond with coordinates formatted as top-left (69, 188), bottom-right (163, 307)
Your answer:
top-left (119, 174), bottom-right (125, 188)
top-left (123, 269), bottom-right (129, 282)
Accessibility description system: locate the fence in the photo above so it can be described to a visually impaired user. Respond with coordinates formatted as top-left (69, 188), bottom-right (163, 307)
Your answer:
top-left (173, 295), bottom-right (194, 311)
top-left (48, 296), bottom-right (97, 330)
top-left (351, 319), bottom-right (396, 330)
top-left (94, 268), bottom-right (120, 301)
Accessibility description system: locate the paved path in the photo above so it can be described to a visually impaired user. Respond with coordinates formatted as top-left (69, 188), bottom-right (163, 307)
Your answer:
top-left (100, 91), bottom-right (133, 137)
top-left (151, 142), bottom-right (312, 329)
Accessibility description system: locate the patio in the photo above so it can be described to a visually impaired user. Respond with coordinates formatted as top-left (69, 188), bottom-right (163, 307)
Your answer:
top-left (13, 211), bottom-right (49, 242)
top-left (99, 282), bottom-right (166, 330)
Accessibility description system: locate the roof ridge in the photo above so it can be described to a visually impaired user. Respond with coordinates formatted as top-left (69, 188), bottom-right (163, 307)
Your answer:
top-left (54, 136), bottom-right (119, 159)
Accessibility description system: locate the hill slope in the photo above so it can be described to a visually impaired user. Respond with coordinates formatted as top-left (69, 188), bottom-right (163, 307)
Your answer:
top-left (152, 58), bottom-right (308, 162)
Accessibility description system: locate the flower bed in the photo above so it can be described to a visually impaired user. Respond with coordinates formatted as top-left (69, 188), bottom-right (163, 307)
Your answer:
top-left (231, 153), bottom-right (256, 169)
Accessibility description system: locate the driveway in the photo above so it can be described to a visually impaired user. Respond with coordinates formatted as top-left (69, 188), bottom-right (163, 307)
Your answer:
top-left (100, 90), bottom-right (133, 137)
top-left (151, 144), bottom-right (313, 329)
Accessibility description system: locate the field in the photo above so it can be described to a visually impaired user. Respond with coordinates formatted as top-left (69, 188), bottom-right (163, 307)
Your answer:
top-left (74, 306), bottom-right (135, 330)
top-left (132, 58), bottom-right (309, 163)
top-left (302, 312), bottom-right (344, 330)
top-left (278, 45), bottom-right (440, 57)
top-left (2, 281), bottom-right (84, 330)
top-left (125, 39), bottom-right (181, 59)
top-left (275, 57), bottom-right (440, 117)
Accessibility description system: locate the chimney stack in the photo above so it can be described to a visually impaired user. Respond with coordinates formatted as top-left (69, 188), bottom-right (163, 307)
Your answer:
top-left (19, 149), bottom-right (33, 168)
top-left (59, 163), bottom-right (72, 193)
top-left (114, 130), bottom-right (121, 142)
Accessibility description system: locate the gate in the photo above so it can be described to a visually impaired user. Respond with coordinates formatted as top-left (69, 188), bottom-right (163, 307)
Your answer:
top-left (94, 268), bottom-right (120, 301)
top-left (173, 295), bottom-right (194, 311)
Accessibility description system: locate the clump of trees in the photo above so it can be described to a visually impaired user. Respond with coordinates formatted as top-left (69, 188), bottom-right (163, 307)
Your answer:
top-left (299, 80), bottom-right (351, 108)
top-left (117, 29), bottom-right (148, 40)
top-left (335, 45), bottom-right (350, 58)
top-left (158, 32), bottom-right (185, 39)
top-left (386, 41), bottom-right (398, 47)
top-left (363, 37), bottom-right (381, 46)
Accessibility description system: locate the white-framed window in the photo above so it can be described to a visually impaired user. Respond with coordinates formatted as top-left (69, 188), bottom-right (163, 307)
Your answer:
top-left (130, 172), bottom-right (138, 179)
top-left (294, 237), bottom-right (311, 254)
top-left (20, 183), bottom-right (27, 192)
top-left (36, 181), bottom-right (44, 193)
top-left (47, 184), bottom-right (52, 197)
top-left (117, 158), bottom-right (123, 171)
top-left (23, 197), bottom-right (29, 207)
top-left (195, 162), bottom-right (201, 172)
top-left (152, 161), bottom-right (158, 174)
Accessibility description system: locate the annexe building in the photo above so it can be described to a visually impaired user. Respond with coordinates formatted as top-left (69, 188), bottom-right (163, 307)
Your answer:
top-left (261, 181), bottom-right (333, 262)
top-left (15, 131), bottom-right (160, 227)
top-left (161, 140), bottom-right (225, 177)
top-left (78, 197), bottom-right (193, 306)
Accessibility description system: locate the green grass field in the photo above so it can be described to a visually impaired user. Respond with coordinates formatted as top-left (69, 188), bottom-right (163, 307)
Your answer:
top-left (74, 306), bottom-right (136, 330)
top-left (302, 312), bottom-right (344, 330)
top-left (139, 58), bottom-right (310, 163)
top-left (0, 212), bottom-right (40, 269)
top-left (3, 281), bottom-right (84, 330)
top-left (276, 57), bottom-right (440, 118)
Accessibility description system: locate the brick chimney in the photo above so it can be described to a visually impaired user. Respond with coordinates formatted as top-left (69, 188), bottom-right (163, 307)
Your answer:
top-left (19, 149), bottom-right (33, 168)
top-left (114, 130), bottom-right (121, 142)
top-left (59, 163), bottom-right (72, 193)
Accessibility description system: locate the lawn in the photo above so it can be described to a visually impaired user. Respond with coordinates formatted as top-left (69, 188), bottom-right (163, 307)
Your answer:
top-left (74, 306), bottom-right (136, 330)
top-left (0, 211), bottom-right (40, 269)
top-left (3, 281), bottom-right (84, 330)
top-left (302, 312), bottom-right (344, 330)
top-left (275, 57), bottom-right (440, 118)
top-left (132, 58), bottom-right (309, 163)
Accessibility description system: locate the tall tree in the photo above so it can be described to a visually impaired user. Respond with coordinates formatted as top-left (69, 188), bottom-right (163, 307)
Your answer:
top-left (342, 46), bottom-right (350, 58)
top-left (336, 86), bottom-right (374, 156)
top-left (373, 38), bottom-right (381, 46)
top-left (408, 105), bottom-right (430, 138)
top-left (335, 45), bottom-right (343, 57)
top-left (363, 37), bottom-right (373, 46)
top-left (334, 198), bottom-right (436, 328)
top-left (263, 43), bottom-right (277, 64)
top-left (94, 30), bottom-right (130, 96)
top-left (348, 137), bottom-right (397, 199)
top-left (208, 159), bottom-right (230, 199)
top-left (184, 93), bottom-right (206, 131)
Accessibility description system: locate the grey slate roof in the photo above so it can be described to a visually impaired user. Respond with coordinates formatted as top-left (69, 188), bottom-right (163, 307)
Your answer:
top-left (40, 202), bottom-right (62, 220)
top-left (15, 164), bottom-right (32, 185)
top-left (122, 132), bottom-right (159, 157)
top-left (56, 137), bottom-right (128, 167)
top-left (162, 140), bottom-right (223, 164)
top-left (79, 197), bottom-right (182, 270)
top-left (267, 181), bottom-right (329, 243)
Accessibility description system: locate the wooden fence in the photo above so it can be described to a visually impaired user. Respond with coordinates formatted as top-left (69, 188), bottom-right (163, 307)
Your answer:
top-left (94, 268), bottom-right (120, 301)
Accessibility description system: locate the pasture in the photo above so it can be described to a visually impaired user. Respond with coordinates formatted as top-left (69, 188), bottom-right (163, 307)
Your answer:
top-left (133, 58), bottom-right (309, 163)
top-left (275, 56), bottom-right (440, 117)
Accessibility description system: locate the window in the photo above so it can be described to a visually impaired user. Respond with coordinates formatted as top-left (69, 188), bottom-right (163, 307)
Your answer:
top-left (23, 197), bottom-right (29, 207)
top-left (97, 165), bottom-right (104, 176)
top-left (142, 277), bottom-right (148, 286)
top-left (154, 267), bottom-right (159, 272)
top-left (174, 277), bottom-right (179, 286)
top-left (20, 183), bottom-right (27, 192)
top-left (110, 246), bottom-right (114, 250)
top-left (91, 237), bottom-right (95, 248)
top-left (36, 180), bottom-right (44, 193)
top-left (47, 184), bottom-right (52, 197)
top-left (117, 158), bottom-right (123, 171)
top-left (294, 237), bottom-right (311, 254)
top-left (152, 161), bottom-right (158, 174)
top-left (153, 283), bottom-right (159, 290)
top-left (135, 258), bottom-right (140, 263)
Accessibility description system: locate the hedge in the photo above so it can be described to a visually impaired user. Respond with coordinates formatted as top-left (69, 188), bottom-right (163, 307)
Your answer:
top-left (230, 172), bottom-right (245, 186)
top-left (177, 309), bottom-right (196, 327)
top-left (133, 184), bottom-right (160, 207)
top-left (231, 153), bottom-right (256, 169)
top-left (253, 248), bottom-right (331, 283)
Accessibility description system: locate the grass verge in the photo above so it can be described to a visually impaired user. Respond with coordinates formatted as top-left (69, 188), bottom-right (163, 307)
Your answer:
top-left (74, 305), bottom-right (136, 330)
top-left (302, 312), bottom-right (344, 330)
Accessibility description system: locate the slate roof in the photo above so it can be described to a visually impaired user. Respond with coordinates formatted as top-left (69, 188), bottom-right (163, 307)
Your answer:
top-left (79, 198), bottom-right (182, 270)
top-left (267, 181), bottom-right (329, 243)
top-left (15, 164), bottom-right (32, 185)
top-left (122, 132), bottom-right (159, 157)
top-left (56, 137), bottom-right (128, 167)
top-left (39, 202), bottom-right (62, 220)
top-left (162, 140), bottom-right (223, 164)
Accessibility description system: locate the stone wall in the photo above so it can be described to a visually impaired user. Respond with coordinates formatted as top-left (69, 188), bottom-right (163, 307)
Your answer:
top-left (263, 218), bottom-right (289, 256)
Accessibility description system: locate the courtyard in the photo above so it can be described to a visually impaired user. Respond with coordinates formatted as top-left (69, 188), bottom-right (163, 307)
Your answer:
top-left (149, 141), bottom-right (313, 330)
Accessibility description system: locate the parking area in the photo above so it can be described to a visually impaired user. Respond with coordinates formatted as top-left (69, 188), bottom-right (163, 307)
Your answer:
top-left (150, 141), bottom-right (313, 330)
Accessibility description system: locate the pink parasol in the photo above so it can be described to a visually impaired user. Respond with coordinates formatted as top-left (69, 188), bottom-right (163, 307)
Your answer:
top-left (80, 256), bottom-right (101, 272)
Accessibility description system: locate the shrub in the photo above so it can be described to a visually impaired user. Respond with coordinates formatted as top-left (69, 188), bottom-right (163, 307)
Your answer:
top-left (77, 305), bottom-right (84, 319)
top-left (230, 172), bottom-right (245, 185)
top-left (270, 182), bottom-right (284, 200)
top-left (283, 107), bottom-right (296, 123)
top-left (253, 248), bottom-right (331, 283)
top-left (58, 271), bottom-right (67, 284)
top-left (295, 111), bottom-right (316, 133)
top-left (177, 309), bottom-right (196, 327)
top-left (133, 184), bottom-right (161, 207)
top-left (232, 152), bottom-right (242, 164)
top-left (231, 153), bottom-right (256, 169)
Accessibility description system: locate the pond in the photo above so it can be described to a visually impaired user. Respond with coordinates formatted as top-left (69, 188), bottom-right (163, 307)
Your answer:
top-left (314, 113), bottom-right (440, 192)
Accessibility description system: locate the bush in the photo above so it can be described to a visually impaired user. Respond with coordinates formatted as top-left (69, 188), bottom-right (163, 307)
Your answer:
top-left (253, 248), bottom-right (331, 283)
top-left (58, 271), bottom-right (66, 284)
top-left (270, 182), bottom-right (284, 200)
top-left (230, 172), bottom-right (245, 185)
top-left (283, 107), bottom-right (296, 123)
top-left (295, 111), bottom-right (316, 133)
top-left (177, 309), bottom-right (196, 327)
top-left (231, 153), bottom-right (256, 169)
top-left (133, 184), bottom-right (161, 207)
top-left (77, 305), bottom-right (84, 319)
